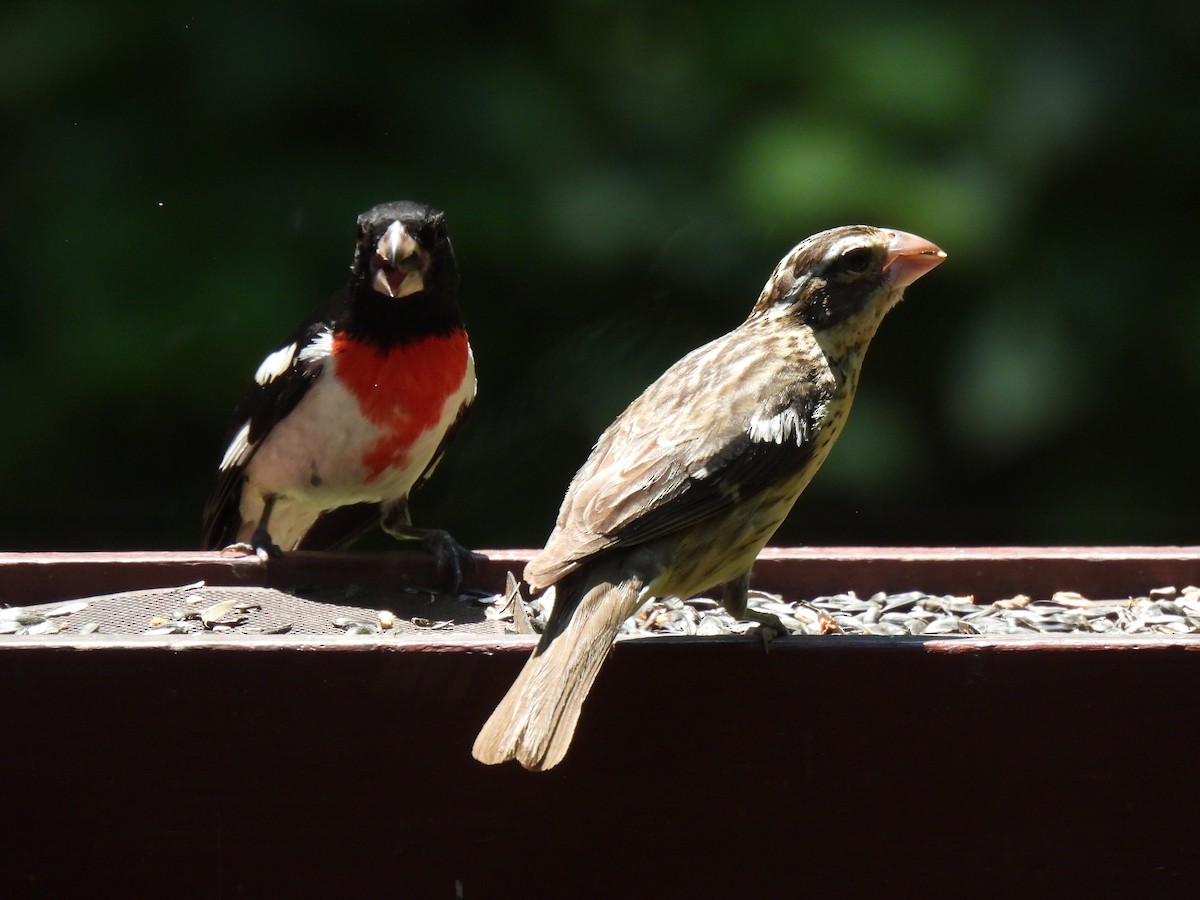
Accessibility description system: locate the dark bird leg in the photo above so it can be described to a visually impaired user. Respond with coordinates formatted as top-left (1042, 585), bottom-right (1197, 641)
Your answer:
top-left (721, 570), bottom-right (751, 617)
top-left (380, 499), bottom-right (479, 592)
top-left (249, 495), bottom-right (285, 560)
top-left (722, 570), bottom-right (785, 642)
top-left (220, 494), bottom-right (283, 560)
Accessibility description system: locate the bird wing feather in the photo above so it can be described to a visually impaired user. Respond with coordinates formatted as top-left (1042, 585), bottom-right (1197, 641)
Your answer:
top-left (201, 314), bottom-right (335, 549)
top-left (526, 327), bottom-right (831, 588)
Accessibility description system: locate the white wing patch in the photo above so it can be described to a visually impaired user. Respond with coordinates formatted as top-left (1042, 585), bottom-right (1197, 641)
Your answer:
top-left (747, 406), bottom-right (809, 446)
top-left (298, 329), bottom-right (334, 363)
top-left (255, 343), bottom-right (297, 385)
top-left (219, 421), bottom-right (254, 471)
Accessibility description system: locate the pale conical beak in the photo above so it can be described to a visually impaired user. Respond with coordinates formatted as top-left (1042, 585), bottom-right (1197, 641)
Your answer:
top-left (881, 229), bottom-right (947, 289)
top-left (371, 221), bottom-right (425, 298)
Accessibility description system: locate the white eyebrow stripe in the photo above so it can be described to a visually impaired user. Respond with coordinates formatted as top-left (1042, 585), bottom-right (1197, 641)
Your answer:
top-left (825, 234), bottom-right (868, 258)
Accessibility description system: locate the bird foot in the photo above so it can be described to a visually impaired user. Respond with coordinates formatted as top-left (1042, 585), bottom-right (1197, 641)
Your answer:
top-left (386, 526), bottom-right (482, 593)
top-left (218, 529), bottom-right (283, 561)
top-left (217, 542), bottom-right (275, 561)
top-left (743, 608), bottom-right (788, 649)
top-left (425, 530), bottom-right (486, 594)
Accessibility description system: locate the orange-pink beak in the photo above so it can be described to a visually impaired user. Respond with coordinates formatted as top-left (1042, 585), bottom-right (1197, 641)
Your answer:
top-left (881, 229), bottom-right (946, 289)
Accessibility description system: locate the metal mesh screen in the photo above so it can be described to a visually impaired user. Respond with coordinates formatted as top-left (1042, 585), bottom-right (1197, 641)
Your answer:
top-left (9, 583), bottom-right (506, 637)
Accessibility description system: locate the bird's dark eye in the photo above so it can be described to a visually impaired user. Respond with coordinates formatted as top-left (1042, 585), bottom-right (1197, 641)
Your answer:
top-left (834, 247), bottom-right (873, 276)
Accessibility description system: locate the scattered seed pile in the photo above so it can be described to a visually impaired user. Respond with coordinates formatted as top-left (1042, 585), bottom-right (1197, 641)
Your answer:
top-left (3, 582), bottom-right (1199, 639)
top-left (0, 583), bottom-right (503, 638)
top-left (498, 585), bottom-right (1200, 638)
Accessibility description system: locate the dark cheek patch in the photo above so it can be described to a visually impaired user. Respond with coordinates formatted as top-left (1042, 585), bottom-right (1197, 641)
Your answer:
top-left (817, 279), bottom-right (875, 328)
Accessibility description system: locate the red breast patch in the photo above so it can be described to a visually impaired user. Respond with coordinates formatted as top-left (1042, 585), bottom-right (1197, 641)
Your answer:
top-left (333, 330), bottom-right (470, 479)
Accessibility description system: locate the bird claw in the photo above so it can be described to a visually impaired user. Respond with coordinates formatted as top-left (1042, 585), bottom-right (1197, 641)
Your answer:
top-left (743, 608), bottom-right (787, 651)
top-left (419, 529), bottom-right (483, 594)
top-left (218, 539), bottom-right (281, 561)
top-left (250, 527), bottom-right (284, 560)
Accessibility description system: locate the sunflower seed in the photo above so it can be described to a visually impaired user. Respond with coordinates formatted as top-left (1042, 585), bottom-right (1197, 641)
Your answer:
top-left (200, 599), bottom-right (241, 627)
top-left (45, 600), bottom-right (90, 617)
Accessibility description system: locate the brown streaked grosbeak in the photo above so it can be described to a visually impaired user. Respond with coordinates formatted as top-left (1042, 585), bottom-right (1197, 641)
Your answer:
top-left (473, 224), bottom-right (945, 770)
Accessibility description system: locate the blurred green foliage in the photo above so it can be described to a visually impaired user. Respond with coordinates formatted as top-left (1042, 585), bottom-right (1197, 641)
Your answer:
top-left (2, 0), bottom-right (1198, 550)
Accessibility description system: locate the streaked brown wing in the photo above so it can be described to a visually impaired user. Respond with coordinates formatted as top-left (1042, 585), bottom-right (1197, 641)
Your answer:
top-left (526, 326), bottom-right (831, 587)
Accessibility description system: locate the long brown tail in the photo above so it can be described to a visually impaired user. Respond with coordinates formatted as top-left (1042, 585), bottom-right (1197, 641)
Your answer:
top-left (472, 563), bottom-right (645, 771)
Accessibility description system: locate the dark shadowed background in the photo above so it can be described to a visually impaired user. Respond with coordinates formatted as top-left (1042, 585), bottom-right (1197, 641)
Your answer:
top-left (3, 1), bottom-right (1198, 551)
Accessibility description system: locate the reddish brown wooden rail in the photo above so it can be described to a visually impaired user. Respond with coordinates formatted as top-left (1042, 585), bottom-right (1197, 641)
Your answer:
top-left (4, 547), bottom-right (1200, 897)
top-left (2, 545), bottom-right (1198, 604)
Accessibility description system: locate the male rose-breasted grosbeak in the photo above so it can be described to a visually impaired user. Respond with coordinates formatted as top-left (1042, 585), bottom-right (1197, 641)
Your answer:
top-left (473, 225), bottom-right (945, 770)
top-left (203, 201), bottom-right (476, 581)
